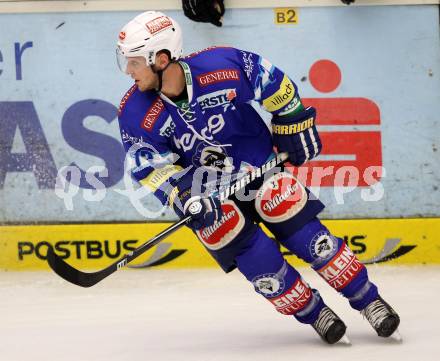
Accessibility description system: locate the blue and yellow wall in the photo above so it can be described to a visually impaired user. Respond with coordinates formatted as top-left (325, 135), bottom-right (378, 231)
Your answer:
top-left (0, 1), bottom-right (439, 269)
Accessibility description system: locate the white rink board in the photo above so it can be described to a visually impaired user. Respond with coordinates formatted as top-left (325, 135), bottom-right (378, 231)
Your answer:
top-left (1, 0), bottom-right (439, 14)
top-left (0, 266), bottom-right (439, 361)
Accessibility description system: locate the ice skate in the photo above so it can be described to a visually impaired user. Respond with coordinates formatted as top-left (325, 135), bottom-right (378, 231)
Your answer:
top-left (362, 296), bottom-right (400, 338)
top-left (312, 306), bottom-right (349, 345)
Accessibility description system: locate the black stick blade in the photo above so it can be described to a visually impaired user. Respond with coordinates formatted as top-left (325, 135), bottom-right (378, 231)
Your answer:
top-left (46, 246), bottom-right (117, 288)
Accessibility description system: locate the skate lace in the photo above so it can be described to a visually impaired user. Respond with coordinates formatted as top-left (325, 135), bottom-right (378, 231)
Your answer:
top-left (313, 307), bottom-right (336, 336)
top-left (362, 299), bottom-right (390, 329)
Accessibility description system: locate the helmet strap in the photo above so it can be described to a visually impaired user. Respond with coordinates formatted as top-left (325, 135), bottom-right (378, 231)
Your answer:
top-left (151, 60), bottom-right (173, 93)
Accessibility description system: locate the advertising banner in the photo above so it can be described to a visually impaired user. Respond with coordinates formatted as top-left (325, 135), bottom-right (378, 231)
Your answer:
top-left (0, 6), bottom-right (439, 223)
top-left (1, 218), bottom-right (439, 271)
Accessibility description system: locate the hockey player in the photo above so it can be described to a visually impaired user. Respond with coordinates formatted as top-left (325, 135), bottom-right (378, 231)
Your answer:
top-left (116, 11), bottom-right (400, 344)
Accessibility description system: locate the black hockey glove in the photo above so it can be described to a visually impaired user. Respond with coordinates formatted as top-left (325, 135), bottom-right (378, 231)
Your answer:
top-left (341, 0), bottom-right (355, 4)
top-left (181, 195), bottom-right (222, 230)
top-left (171, 169), bottom-right (223, 230)
top-left (272, 107), bottom-right (322, 166)
top-left (182, 0), bottom-right (225, 27)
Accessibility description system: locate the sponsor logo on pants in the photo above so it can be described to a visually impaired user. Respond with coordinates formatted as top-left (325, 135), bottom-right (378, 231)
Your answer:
top-left (255, 172), bottom-right (307, 223)
top-left (196, 200), bottom-right (245, 250)
top-left (269, 277), bottom-right (312, 315)
top-left (317, 243), bottom-right (365, 290)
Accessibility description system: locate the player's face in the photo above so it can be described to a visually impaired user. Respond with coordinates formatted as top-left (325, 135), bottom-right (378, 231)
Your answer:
top-left (125, 56), bottom-right (158, 91)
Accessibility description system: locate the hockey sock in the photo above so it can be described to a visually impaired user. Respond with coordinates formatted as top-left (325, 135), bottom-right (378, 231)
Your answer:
top-left (235, 228), bottom-right (325, 323)
top-left (281, 218), bottom-right (379, 311)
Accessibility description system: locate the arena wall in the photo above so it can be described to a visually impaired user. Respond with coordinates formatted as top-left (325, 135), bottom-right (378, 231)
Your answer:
top-left (0, 2), bottom-right (439, 268)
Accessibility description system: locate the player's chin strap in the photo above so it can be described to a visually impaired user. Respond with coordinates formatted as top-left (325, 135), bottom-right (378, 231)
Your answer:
top-left (151, 61), bottom-right (173, 92)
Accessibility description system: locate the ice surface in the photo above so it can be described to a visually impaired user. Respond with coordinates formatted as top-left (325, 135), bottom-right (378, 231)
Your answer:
top-left (0, 266), bottom-right (439, 361)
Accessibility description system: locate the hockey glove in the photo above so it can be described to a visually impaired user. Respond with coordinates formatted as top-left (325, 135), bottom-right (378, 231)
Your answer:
top-left (182, 0), bottom-right (225, 27)
top-left (182, 195), bottom-right (222, 230)
top-left (271, 107), bottom-right (322, 166)
top-left (171, 169), bottom-right (223, 230)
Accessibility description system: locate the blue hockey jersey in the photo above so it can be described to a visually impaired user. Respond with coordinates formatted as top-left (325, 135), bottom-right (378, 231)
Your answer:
top-left (118, 46), bottom-right (304, 205)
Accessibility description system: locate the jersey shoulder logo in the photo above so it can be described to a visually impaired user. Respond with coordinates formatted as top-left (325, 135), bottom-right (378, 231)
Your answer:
top-left (141, 97), bottom-right (165, 132)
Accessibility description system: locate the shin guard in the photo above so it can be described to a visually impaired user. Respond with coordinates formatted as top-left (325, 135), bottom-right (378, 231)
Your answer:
top-left (282, 218), bottom-right (378, 310)
top-left (235, 228), bottom-right (324, 323)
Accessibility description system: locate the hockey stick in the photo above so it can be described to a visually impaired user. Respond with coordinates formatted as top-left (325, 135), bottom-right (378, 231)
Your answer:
top-left (47, 215), bottom-right (191, 287)
top-left (47, 152), bottom-right (288, 287)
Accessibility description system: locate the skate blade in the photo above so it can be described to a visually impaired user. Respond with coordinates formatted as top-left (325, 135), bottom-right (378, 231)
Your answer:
top-left (390, 329), bottom-right (403, 342)
top-left (338, 334), bottom-right (352, 345)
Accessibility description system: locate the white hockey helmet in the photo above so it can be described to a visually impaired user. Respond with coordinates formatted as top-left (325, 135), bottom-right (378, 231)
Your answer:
top-left (116, 11), bottom-right (183, 72)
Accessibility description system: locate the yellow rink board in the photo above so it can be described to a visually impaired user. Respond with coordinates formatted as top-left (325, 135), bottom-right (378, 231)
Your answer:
top-left (0, 218), bottom-right (439, 271)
